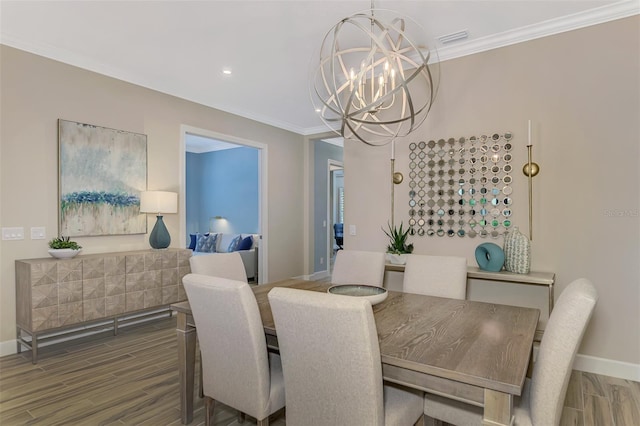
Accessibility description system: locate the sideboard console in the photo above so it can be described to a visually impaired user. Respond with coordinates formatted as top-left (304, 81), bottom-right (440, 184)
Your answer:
top-left (15, 248), bottom-right (192, 363)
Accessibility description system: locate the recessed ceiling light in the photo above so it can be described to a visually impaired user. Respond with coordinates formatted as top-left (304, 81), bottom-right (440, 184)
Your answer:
top-left (222, 69), bottom-right (232, 75)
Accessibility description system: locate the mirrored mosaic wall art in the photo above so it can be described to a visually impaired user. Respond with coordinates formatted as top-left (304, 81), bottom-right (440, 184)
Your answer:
top-left (407, 132), bottom-right (515, 238)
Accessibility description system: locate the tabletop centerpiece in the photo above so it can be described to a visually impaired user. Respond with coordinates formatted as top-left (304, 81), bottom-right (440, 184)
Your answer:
top-left (48, 236), bottom-right (82, 259)
top-left (383, 222), bottom-right (413, 265)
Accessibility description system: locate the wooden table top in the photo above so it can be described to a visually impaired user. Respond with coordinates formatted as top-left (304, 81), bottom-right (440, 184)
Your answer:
top-left (174, 278), bottom-right (540, 396)
top-left (253, 279), bottom-right (539, 396)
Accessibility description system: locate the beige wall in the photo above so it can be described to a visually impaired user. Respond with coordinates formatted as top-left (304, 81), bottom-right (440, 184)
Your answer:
top-left (345, 16), bottom-right (640, 367)
top-left (0, 46), bottom-right (305, 349)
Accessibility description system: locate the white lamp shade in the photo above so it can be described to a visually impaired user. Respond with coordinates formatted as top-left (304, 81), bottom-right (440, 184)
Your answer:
top-left (139, 191), bottom-right (178, 214)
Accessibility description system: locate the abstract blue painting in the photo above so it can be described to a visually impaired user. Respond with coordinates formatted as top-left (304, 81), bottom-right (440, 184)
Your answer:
top-left (58, 120), bottom-right (147, 236)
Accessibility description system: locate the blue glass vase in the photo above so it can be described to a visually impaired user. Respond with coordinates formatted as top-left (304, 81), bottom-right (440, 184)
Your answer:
top-left (475, 242), bottom-right (505, 272)
top-left (149, 215), bottom-right (171, 249)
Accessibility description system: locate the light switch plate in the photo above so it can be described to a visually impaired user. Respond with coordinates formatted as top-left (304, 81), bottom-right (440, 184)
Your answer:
top-left (2, 227), bottom-right (25, 240)
top-left (31, 227), bottom-right (46, 240)
top-left (349, 224), bottom-right (356, 236)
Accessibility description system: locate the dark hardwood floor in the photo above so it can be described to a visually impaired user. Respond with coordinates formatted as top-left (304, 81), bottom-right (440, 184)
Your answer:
top-left (0, 315), bottom-right (638, 425)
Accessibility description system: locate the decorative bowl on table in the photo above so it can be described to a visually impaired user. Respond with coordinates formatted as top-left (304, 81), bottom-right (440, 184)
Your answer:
top-left (48, 249), bottom-right (82, 259)
top-left (327, 284), bottom-right (388, 305)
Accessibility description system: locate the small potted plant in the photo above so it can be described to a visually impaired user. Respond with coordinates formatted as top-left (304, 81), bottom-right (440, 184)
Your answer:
top-left (383, 222), bottom-right (413, 265)
top-left (48, 236), bottom-right (82, 259)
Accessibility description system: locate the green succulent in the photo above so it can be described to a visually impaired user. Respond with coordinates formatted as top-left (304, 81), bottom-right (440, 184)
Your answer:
top-left (383, 222), bottom-right (413, 255)
top-left (48, 236), bottom-right (82, 250)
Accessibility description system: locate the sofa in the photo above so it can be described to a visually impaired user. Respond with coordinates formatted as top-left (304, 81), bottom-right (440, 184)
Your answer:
top-left (189, 232), bottom-right (259, 281)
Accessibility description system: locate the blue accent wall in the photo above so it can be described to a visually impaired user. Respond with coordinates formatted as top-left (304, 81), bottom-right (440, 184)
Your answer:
top-left (314, 141), bottom-right (343, 273)
top-left (186, 147), bottom-right (259, 243)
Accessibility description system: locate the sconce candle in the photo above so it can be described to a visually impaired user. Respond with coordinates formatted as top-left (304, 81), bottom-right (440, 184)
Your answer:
top-left (522, 121), bottom-right (540, 240)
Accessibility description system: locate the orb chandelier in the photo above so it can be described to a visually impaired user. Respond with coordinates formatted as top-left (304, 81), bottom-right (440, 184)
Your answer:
top-left (311, 5), bottom-right (439, 146)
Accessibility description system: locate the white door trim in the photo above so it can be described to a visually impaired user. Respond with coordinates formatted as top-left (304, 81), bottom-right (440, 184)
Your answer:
top-left (179, 125), bottom-right (269, 283)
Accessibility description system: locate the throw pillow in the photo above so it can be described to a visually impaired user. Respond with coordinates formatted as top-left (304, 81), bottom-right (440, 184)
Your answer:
top-left (188, 233), bottom-right (197, 250)
top-left (227, 234), bottom-right (242, 253)
top-left (236, 235), bottom-right (253, 251)
top-left (195, 233), bottom-right (217, 253)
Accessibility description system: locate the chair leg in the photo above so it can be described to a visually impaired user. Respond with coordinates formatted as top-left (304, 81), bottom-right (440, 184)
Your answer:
top-left (204, 397), bottom-right (215, 426)
top-left (257, 417), bottom-right (269, 426)
top-left (238, 412), bottom-right (246, 423)
top-left (414, 414), bottom-right (425, 426)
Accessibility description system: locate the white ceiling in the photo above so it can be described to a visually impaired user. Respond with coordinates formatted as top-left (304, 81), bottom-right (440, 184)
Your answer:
top-left (1, 1), bottom-right (637, 136)
top-left (185, 134), bottom-right (242, 153)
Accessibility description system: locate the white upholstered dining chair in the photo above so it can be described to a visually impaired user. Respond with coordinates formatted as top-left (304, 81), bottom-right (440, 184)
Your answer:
top-left (331, 249), bottom-right (386, 287)
top-left (189, 251), bottom-right (248, 283)
top-left (182, 274), bottom-right (285, 426)
top-left (268, 287), bottom-right (424, 426)
top-left (424, 278), bottom-right (598, 426)
top-left (188, 252), bottom-right (249, 399)
top-left (402, 254), bottom-right (467, 299)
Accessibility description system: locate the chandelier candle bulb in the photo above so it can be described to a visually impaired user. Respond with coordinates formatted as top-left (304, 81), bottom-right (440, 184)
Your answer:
top-left (528, 119), bottom-right (532, 146)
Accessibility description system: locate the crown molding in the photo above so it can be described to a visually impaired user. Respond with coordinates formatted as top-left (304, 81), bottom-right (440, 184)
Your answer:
top-left (2, 1), bottom-right (638, 136)
top-left (436, 0), bottom-right (640, 63)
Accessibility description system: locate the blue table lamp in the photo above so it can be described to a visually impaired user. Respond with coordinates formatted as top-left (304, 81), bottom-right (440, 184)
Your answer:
top-left (140, 191), bottom-right (178, 249)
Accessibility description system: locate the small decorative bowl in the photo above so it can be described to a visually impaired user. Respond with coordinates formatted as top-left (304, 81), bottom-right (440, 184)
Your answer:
top-left (48, 249), bottom-right (82, 259)
top-left (328, 284), bottom-right (388, 305)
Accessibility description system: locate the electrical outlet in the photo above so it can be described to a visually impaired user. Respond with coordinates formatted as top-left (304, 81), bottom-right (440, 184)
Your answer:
top-left (320, 257), bottom-right (324, 265)
top-left (2, 227), bottom-right (25, 240)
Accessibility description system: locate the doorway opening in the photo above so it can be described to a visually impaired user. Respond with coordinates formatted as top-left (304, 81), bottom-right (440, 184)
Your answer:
top-left (312, 138), bottom-right (343, 277)
top-left (328, 161), bottom-right (344, 273)
top-left (179, 125), bottom-right (268, 283)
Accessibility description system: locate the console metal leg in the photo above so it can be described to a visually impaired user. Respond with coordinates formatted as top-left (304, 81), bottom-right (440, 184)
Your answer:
top-left (32, 334), bottom-right (38, 364)
top-left (16, 327), bottom-right (22, 354)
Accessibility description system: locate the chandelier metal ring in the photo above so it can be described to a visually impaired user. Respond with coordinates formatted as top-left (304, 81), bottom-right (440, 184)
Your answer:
top-left (311, 8), bottom-right (440, 146)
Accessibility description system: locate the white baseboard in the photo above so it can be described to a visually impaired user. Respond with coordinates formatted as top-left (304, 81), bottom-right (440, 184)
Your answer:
top-left (573, 354), bottom-right (640, 381)
top-left (0, 339), bottom-right (17, 357)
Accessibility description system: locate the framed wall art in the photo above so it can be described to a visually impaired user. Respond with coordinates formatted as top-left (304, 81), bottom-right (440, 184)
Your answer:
top-left (58, 119), bottom-right (147, 236)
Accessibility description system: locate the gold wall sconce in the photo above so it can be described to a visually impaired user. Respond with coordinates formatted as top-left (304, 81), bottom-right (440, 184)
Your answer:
top-left (522, 120), bottom-right (540, 240)
top-left (390, 141), bottom-right (404, 226)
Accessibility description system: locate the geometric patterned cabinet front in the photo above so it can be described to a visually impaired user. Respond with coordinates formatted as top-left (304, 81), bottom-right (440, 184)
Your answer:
top-left (15, 248), bottom-right (191, 362)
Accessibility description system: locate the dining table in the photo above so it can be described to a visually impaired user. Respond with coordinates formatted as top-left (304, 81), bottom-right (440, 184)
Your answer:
top-left (171, 278), bottom-right (540, 425)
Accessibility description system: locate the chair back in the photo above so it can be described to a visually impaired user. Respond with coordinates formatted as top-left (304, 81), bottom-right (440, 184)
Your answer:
top-left (529, 278), bottom-right (598, 425)
top-left (333, 223), bottom-right (344, 248)
top-left (402, 254), bottom-right (467, 299)
top-left (189, 251), bottom-right (248, 283)
top-left (331, 249), bottom-right (386, 287)
top-left (268, 287), bottom-right (385, 426)
top-left (182, 274), bottom-right (271, 419)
